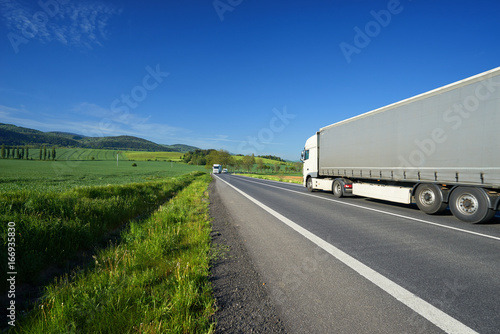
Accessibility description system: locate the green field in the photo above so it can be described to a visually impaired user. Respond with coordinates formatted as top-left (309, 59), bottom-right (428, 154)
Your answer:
top-left (15, 147), bottom-right (127, 161)
top-left (0, 158), bottom-right (215, 331)
top-left (15, 147), bottom-right (185, 162)
top-left (124, 151), bottom-right (184, 161)
top-left (0, 159), bottom-right (206, 192)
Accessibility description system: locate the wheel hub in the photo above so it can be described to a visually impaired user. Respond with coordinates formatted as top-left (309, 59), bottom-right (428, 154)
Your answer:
top-left (420, 190), bottom-right (435, 206)
top-left (457, 194), bottom-right (478, 214)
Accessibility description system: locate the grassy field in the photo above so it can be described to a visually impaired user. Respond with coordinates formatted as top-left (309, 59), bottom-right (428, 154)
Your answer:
top-left (17, 148), bottom-right (127, 161)
top-left (0, 159), bottom-right (206, 192)
top-left (54, 148), bottom-right (128, 161)
top-left (12, 174), bottom-right (215, 333)
top-left (124, 151), bottom-right (184, 161)
top-left (18, 147), bottom-right (185, 162)
top-left (0, 156), bottom-right (216, 331)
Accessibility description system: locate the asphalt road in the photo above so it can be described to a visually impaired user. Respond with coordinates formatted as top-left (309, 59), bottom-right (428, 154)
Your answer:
top-left (212, 173), bottom-right (500, 334)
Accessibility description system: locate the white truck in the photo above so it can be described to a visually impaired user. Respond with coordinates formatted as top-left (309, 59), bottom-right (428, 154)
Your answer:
top-left (212, 164), bottom-right (222, 174)
top-left (301, 67), bottom-right (500, 223)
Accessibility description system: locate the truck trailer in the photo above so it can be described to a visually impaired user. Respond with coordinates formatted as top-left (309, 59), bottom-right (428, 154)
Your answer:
top-left (301, 67), bottom-right (500, 223)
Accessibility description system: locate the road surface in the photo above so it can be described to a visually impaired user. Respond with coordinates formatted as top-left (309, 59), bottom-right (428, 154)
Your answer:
top-left (211, 173), bottom-right (500, 334)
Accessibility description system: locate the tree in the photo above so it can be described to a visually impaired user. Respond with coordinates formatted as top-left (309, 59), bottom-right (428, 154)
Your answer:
top-left (227, 156), bottom-right (237, 171)
top-left (1, 144), bottom-right (4, 159)
top-left (241, 155), bottom-right (255, 172)
top-left (43, 146), bottom-right (47, 160)
top-left (25, 146), bottom-right (29, 160)
top-left (15, 147), bottom-right (19, 159)
top-left (52, 146), bottom-right (56, 160)
top-left (39, 147), bottom-right (42, 160)
top-left (257, 158), bottom-right (264, 172)
top-left (206, 149), bottom-right (231, 169)
top-left (273, 164), bottom-right (281, 173)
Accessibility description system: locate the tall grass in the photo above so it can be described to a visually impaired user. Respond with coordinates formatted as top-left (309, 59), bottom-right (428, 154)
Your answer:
top-left (0, 172), bottom-right (203, 285)
top-left (14, 174), bottom-right (215, 333)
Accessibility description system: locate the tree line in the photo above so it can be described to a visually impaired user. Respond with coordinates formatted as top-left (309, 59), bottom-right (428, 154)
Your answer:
top-left (182, 149), bottom-right (302, 173)
top-left (0, 144), bottom-right (56, 160)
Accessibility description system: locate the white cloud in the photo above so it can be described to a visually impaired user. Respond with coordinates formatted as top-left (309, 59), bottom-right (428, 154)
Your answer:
top-left (0, 0), bottom-right (122, 50)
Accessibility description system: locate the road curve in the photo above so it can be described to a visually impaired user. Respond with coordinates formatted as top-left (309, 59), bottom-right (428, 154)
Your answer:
top-left (211, 174), bottom-right (500, 334)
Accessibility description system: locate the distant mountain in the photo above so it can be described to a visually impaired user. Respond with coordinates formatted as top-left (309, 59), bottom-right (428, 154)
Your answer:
top-left (163, 144), bottom-right (199, 153)
top-left (0, 123), bottom-right (199, 153)
top-left (46, 131), bottom-right (88, 140)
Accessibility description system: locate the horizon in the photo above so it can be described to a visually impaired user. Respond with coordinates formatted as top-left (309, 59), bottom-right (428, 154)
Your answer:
top-left (1, 1), bottom-right (500, 160)
top-left (1, 122), bottom-right (299, 159)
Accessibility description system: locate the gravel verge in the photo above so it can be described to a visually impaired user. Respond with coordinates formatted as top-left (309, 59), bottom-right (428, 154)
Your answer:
top-left (208, 181), bottom-right (287, 333)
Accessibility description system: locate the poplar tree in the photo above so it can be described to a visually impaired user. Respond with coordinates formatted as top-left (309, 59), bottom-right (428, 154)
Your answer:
top-left (1, 144), bottom-right (5, 159)
top-left (43, 146), bottom-right (47, 160)
top-left (25, 146), bottom-right (29, 160)
top-left (52, 146), bottom-right (56, 160)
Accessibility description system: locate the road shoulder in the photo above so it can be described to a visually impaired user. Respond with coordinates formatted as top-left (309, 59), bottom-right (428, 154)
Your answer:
top-left (208, 180), bottom-right (287, 333)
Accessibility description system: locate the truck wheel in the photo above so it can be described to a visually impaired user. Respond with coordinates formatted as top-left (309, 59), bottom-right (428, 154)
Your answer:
top-left (333, 179), bottom-right (344, 198)
top-left (415, 184), bottom-right (447, 215)
top-left (306, 177), bottom-right (314, 192)
top-left (449, 187), bottom-right (495, 223)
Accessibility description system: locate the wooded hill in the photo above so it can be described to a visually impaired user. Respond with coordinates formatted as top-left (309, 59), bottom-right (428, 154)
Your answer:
top-left (0, 123), bottom-right (198, 152)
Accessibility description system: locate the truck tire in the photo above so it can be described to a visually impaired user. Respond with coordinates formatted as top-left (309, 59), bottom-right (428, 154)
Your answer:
top-left (415, 183), bottom-right (448, 215)
top-left (449, 187), bottom-right (495, 223)
top-left (333, 179), bottom-right (344, 198)
top-left (306, 177), bottom-right (314, 192)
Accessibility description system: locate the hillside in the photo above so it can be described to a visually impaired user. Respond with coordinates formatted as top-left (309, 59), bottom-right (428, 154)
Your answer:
top-left (0, 123), bottom-right (198, 153)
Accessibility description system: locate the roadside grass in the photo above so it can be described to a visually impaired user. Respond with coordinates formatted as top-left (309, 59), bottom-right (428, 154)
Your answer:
top-left (235, 173), bottom-right (303, 184)
top-left (14, 174), bottom-right (215, 333)
top-left (0, 172), bottom-right (202, 286)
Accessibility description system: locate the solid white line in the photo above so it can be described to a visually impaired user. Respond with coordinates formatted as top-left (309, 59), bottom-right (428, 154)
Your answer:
top-left (215, 175), bottom-right (478, 334)
top-left (233, 175), bottom-right (500, 242)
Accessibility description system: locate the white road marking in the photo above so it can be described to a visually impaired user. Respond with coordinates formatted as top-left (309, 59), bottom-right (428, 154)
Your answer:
top-left (234, 174), bottom-right (500, 242)
top-left (215, 175), bottom-right (478, 334)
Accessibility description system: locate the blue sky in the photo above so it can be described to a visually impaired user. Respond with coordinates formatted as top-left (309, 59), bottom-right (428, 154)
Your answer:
top-left (0, 0), bottom-right (499, 160)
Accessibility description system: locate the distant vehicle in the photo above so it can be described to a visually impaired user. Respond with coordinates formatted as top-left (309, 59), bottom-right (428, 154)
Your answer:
top-left (222, 168), bottom-right (228, 173)
top-left (301, 67), bottom-right (500, 224)
top-left (213, 164), bottom-right (222, 174)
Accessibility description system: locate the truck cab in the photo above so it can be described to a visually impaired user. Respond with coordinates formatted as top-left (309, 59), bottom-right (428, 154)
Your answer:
top-left (301, 134), bottom-right (318, 187)
top-left (212, 164), bottom-right (222, 174)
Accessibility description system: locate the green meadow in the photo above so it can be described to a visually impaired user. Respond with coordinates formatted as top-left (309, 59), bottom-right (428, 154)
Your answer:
top-left (1, 157), bottom-right (215, 332)
top-left (18, 147), bottom-right (184, 162)
top-left (0, 159), bottom-right (205, 192)
top-left (125, 151), bottom-right (184, 161)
